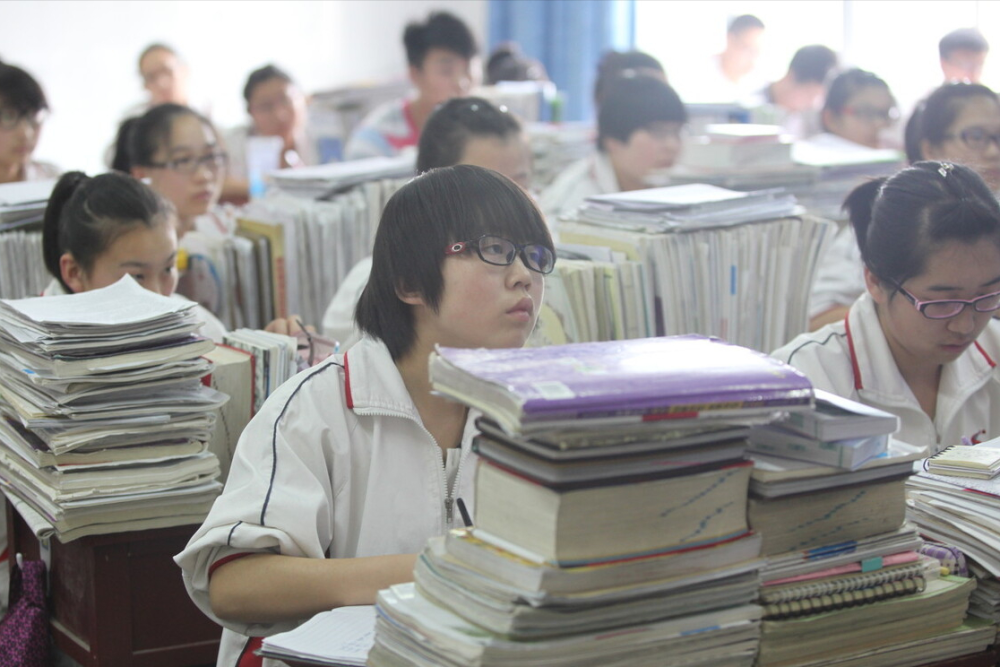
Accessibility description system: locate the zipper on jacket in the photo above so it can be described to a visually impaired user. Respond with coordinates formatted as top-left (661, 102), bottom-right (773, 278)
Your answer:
top-left (357, 407), bottom-right (468, 526)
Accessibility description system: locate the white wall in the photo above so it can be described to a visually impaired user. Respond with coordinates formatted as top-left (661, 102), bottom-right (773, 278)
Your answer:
top-left (0, 0), bottom-right (487, 174)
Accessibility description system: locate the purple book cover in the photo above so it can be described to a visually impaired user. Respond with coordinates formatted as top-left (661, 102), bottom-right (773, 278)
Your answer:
top-left (433, 335), bottom-right (812, 421)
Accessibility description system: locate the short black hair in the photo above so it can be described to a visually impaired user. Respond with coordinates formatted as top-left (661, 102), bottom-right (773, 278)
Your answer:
top-left (42, 171), bottom-right (175, 293)
top-left (728, 14), bottom-right (765, 35)
top-left (0, 62), bottom-right (48, 116)
top-left (243, 64), bottom-right (293, 105)
top-left (904, 82), bottom-right (999, 163)
top-left (788, 45), bottom-right (838, 84)
top-left (403, 11), bottom-right (478, 68)
top-left (822, 68), bottom-right (893, 131)
top-left (485, 43), bottom-right (546, 85)
top-left (128, 103), bottom-right (218, 168)
top-left (416, 97), bottom-right (522, 173)
top-left (355, 165), bottom-right (552, 360)
top-left (593, 50), bottom-right (665, 106)
top-left (845, 161), bottom-right (1000, 288)
top-left (940, 28), bottom-right (989, 60)
top-left (597, 74), bottom-right (686, 151)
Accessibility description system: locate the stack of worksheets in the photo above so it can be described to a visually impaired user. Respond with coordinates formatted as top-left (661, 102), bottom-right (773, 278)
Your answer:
top-left (0, 276), bottom-right (227, 541)
top-left (0, 179), bottom-right (55, 231)
top-left (267, 154), bottom-right (415, 199)
top-left (366, 335), bottom-right (816, 667)
top-left (559, 184), bottom-right (832, 352)
top-left (748, 439), bottom-right (984, 666)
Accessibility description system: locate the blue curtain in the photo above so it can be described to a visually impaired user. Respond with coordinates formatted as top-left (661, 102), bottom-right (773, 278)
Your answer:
top-left (488, 0), bottom-right (635, 122)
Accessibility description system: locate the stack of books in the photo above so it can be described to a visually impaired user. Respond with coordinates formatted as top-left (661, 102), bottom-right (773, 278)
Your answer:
top-left (749, 389), bottom-right (899, 470)
top-left (0, 276), bottom-right (227, 541)
top-left (909, 438), bottom-right (1000, 624)
top-left (0, 179), bottom-right (56, 300)
top-left (680, 124), bottom-right (793, 171)
top-left (525, 121), bottom-right (594, 189)
top-left (559, 184), bottom-right (832, 352)
top-left (366, 335), bottom-right (814, 667)
top-left (267, 154), bottom-right (415, 200)
top-left (749, 437), bottom-right (984, 665)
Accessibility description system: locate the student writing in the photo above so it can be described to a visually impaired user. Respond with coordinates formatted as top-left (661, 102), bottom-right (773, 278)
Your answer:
top-left (176, 165), bottom-right (555, 667)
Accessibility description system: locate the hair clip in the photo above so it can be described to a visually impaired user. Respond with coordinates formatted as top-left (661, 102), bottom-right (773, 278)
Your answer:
top-left (938, 162), bottom-right (954, 178)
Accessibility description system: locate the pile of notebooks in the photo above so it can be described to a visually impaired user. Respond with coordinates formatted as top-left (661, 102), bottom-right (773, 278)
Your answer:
top-left (908, 438), bottom-right (1000, 623)
top-left (366, 335), bottom-right (815, 667)
top-left (0, 276), bottom-right (227, 541)
top-left (559, 184), bottom-right (832, 352)
top-left (749, 424), bottom-right (985, 666)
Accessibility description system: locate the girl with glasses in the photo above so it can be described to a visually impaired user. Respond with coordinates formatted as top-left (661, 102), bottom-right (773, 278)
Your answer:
top-left (820, 68), bottom-right (898, 150)
top-left (178, 165), bottom-right (554, 667)
top-left (774, 161), bottom-right (1000, 455)
top-left (125, 103), bottom-right (229, 239)
top-left (905, 82), bottom-right (1000, 192)
top-left (0, 61), bottom-right (59, 184)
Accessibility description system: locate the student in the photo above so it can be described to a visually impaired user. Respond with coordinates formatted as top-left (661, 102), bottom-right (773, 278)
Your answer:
top-left (485, 42), bottom-right (548, 85)
top-left (344, 11), bottom-right (478, 160)
top-left (40, 171), bottom-right (227, 342)
top-left (176, 165), bottom-right (554, 667)
top-left (773, 161), bottom-right (1000, 455)
top-left (323, 96), bottom-right (531, 347)
top-left (820, 68), bottom-right (898, 150)
top-left (592, 50), bottom-right (666, 108)
top-left (753, 45), bottom-right (839, 140)
top-left (0, 61), bottom-right (58, 183)
top-left (905, 82), bottom-right (1000, 192)
top-left (138, 43), bottom-right (192, 108)
top-left (674, 14), bottom-right (765, 103)
top-left (940, 28), bottom-right (989, 84)
top-left (540, 74), bottom-right (686, 224)
top-left (127, 103), bottom-right (229, 238)
top-left (222, 64), bottom-right (318, 203)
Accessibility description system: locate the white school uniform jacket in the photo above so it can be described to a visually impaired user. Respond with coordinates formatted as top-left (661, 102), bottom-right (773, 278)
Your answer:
top-left (539, 151), bottom-right (620, 230)
top-left (175, 335), bottom-right (479, 667)
top-left (772, 292), bottom-right (1000, 455)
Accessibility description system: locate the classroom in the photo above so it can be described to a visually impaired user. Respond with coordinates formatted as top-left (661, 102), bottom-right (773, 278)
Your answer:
top-left (3, 0), bottom-right (1000, 665)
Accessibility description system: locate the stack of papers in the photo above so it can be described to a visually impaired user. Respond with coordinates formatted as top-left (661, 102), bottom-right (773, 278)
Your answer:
top-left (268, 154), bottom-right (415, 199)
top-left (578, 184), bottom-right (800, 232)
top-left (0, 179), bottom-right (56, 231)
top-left (0, 229), bottom-right (48, 300)
top-left (525, 121), bottom-right (594, 189)
top-left (0, 276), bottom-right (226, 541)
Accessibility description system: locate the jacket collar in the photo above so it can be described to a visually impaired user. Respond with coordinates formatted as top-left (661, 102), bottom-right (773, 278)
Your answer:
top-left (846, 292), bottom-right (995, 408)
top-left (343, 337), bottom-right (421, 420)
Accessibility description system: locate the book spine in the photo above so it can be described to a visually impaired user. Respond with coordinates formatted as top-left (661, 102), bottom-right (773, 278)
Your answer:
top-left (762, 573), bottom-right (925, 619)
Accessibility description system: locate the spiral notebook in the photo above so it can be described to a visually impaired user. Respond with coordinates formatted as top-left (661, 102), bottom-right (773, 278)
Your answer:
top-left (761, 558), bottom-right (932, 619)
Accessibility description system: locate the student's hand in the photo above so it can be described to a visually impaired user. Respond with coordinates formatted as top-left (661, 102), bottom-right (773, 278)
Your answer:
top-left (265, 315), bottom-right (315, 337)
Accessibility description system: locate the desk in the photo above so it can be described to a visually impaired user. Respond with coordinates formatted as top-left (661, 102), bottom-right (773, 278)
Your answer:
top-left (8, 505), bottom-right (220, 666)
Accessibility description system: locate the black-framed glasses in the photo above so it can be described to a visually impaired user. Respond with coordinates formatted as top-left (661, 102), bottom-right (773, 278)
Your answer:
top-left (0, 108), bottom-right (46, 131)
top-left (893, 282), bottom-right (1000, 319)
top-left (945, 127), bottom-right (1000, 152)
top-left (146, 151), bottom-right (228, 175)
top-left (445, 235), bottom-right (555, 274)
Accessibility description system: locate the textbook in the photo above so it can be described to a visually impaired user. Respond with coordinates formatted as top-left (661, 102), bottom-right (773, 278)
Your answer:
top-left (780, 389), bottom-right (899, 442)
top-left (748, 425), bottom-right (889, 470)
top-left (748, 477), bottom-right (907, 556)
top-left (438, 529), bottom-right (762, 596)
top-left (413, 545), bottom-right (761, 639)
top-left (926, 441), bottom-right (1000, 479)
top-left (474, 457), bottom-right (753, 564)
top-left (201, 345), bottom-right (254, 481)
top-left (430, 335), bottom-right (812, 434)
top-left (370, 582), bottom-right (762, 667)
top-left (258, 605), bottom-right (375, 666)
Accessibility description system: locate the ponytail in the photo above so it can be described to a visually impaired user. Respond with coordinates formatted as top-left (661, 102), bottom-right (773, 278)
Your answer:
top-left (40, 171), bottom-right (175, 293)
top-left (42, 171), bottom-right (90, 292)
top-left (843, 177), bottom-right (885, 265)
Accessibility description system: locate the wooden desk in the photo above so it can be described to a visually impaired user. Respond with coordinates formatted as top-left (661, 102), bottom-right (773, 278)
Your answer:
top-left (8, 505), bottom-right (220, 667)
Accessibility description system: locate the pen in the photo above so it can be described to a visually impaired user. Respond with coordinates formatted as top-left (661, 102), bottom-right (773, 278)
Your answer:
top-left (456, 497), bottom-right (473, 528)
top-left (961, 436), bottom-right (974, 447)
